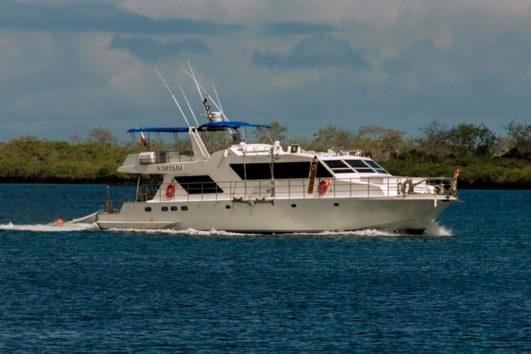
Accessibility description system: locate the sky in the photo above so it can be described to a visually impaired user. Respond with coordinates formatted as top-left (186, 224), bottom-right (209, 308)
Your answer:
top-left (0, 0), bottom-right (530, 140)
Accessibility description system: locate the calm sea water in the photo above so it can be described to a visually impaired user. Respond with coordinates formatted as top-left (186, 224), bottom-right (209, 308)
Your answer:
top-left (0, 184), bottom-right (529, 352)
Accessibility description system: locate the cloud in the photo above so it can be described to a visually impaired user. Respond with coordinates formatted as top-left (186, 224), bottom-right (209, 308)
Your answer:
top-left (253, 35), bottom-right (368, 70)
top-left (263, 21), bottom-right (337, 36)
top-left (0, 1), bottom-right (240, 34)
top-left (110, 35), bottom-right (209, 61)
top-left (1, 0), bottom-right (531, 141)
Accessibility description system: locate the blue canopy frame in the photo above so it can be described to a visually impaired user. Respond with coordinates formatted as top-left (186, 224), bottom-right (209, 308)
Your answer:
top-left (127, 127), bottom-right (190, 133)
top-left (197, 121), bottom-right (271, 131)
top-left (128, 121), bottom-right (271, 134)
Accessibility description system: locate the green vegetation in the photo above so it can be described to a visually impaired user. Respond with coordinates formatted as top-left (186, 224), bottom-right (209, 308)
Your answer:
top-left (0, 122), bottom-right (529, 188)
top-left (0, 131), bottom-right (134, 184)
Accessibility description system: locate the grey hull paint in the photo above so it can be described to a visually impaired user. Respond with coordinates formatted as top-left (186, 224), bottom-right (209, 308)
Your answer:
top-left (96, 197), bottom-right (453, 232)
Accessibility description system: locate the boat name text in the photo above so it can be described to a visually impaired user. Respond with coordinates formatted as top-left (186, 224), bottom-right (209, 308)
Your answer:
top-left (157, 165), bottom-right (183, 172)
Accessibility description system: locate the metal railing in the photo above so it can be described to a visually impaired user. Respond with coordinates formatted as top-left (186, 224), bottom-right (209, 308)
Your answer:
top-left (134, 176), bottom-right (456, 203)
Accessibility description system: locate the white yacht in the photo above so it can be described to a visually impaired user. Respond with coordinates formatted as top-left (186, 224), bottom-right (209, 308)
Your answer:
top-left (88, 67), bottom-right (459, 233)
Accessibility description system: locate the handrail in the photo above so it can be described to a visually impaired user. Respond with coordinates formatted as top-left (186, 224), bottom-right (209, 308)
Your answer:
top-left (134, 176), bottom-right (456, 203)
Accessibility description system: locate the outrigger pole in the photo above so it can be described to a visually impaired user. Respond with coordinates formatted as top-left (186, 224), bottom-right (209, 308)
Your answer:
top-left (179, 85), bottom-right (200, 126)
top-left (186, 62), bottom-right (212, 121)
top-left (154, 67), bottom-right (191, 128)
top-left (182, 64), bottom-right (227, 121)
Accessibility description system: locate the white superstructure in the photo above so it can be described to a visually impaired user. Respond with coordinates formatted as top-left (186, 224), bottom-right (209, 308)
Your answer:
top-left (92, 65), bottom-right (459, 233)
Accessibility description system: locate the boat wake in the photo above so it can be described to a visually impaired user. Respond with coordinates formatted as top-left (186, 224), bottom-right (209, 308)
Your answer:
top-left (107, 227), bottom-right (256, 237)
top-left (0, 222), bottom-right (452, 237)
top-left (424, 222), bottom-right (453, 236)
top-left (0, 222), bottom-right (99, 232)
top-left (293, 223), bottom-right (453, 237)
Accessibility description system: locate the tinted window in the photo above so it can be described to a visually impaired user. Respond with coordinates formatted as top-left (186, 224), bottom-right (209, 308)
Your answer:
top-left (316, 162), bottom-right (333, 178)
top-left (375, 168), bottom-right (389, 174)
top-left (354, 168), bottom-right (374, 173)
top-left (345, 160), bottom-right (368, 168)
top-left (230, 163), bottom-right (271, 179)
top-left (324, 160), bottom-right (348, 168)
top-left (333, 169), bottom-right (354, 173)
top-left (365, 160), bottom-right (383, 169)
top-left (275, 162), bottom-right (313, 179)
top-left (230, 162), bottom-right (332, 180)
top-left (174, 175), bottom-right (223, 194)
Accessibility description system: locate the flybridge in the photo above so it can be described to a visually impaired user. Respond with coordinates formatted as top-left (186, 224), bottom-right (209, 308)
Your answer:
top-left (127, 62), bottom-right (271, 156)
top-left (127, 63), bottom-right (271, 161)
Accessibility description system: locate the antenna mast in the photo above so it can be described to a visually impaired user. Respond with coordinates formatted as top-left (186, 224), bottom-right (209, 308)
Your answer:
top-left (154, 67), bottom-right (191, 127)
top-left (212, 84), bottom-right (228, 121)
top-left (187, 62), bottom-right (213, 121)
top-left (183, 64), bottom-right (228, 121)
top-left (179, 86), bottom-right (199, 126)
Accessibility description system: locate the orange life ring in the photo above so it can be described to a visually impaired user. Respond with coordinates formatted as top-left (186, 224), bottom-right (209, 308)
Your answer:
top-left (166, 184), bottom-right (176, 199)
top-left (318, 179), bottom-right (331, 196)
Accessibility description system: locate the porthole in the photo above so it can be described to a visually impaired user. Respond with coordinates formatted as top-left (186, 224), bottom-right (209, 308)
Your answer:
top-left (334, 203), bottom-right (339, 207)
top-left (161, 206), bottom-right (168, 212)
top-left (181, 206), bottom-right (188, 211)
top-left (170, 206), bottom-right (178, 211)
top-left (225, 205), bottom-right (231, 209)
top-left (145, 207), bottom-right (152, 212)
top-left (291, 204), bottom-right (297, 208)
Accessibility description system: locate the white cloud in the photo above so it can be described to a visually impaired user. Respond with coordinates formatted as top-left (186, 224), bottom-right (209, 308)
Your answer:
top-left (0, 0), bottom-right (530, 140)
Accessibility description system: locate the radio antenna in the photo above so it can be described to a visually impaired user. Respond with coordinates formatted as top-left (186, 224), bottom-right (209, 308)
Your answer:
top-left (179, 85), bottom-right (199, 126)
top-left (212, 84), bottom-right (228, 121)
top-left (154, 67), bottom-right (190, 127)
top-left (186, 62), bottom-right (212, 121)
top-left (182, 67), bottom-right (226, 120)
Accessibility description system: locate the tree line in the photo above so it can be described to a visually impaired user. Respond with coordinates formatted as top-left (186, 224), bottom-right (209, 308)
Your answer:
top-left (0, 121), bottom-right (529, 187)
top-left (259, 120), bottom-right (530, 162)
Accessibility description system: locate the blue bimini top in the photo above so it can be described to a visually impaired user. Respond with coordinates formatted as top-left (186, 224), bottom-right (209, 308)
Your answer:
top-left (127, 127), bottom-right (190, 133)
top-left (197, 121), bottom-right (271, 131)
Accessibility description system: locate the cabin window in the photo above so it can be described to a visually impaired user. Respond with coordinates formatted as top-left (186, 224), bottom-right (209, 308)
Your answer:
top-left (145, 207), bottom-right (152, 212)
top-left (291, 204), bottom-right (297, 208)
top-left (230, 162), bottom-right (332, 180)
top-left (174, 175), bottom-right (223, 194)
top-left (375, 169), bottom-right (389, 174)
top-left (334, 203), bottom-right (339, 207)
top-left (354, 168), bottom-right (374, 173)
top-left (344, 160), bottom-right (375, 173)
top-left (181, 206), bottom-right (188, 211)
top-left (225, 205), bottom-right (231, 209)
top-left (344, 159), bottom-right (368, 167)
top-left (161, 206), bottom-right (168, 212)
top-left (324, 160), bottom-right (348, 168)
top-left (170, 206), bottom-right (178, 211)
top-left (316, 162), bottom-right (333, 178)
top-left (333, 169), bottom-right (353, 173)
top-left (324, 160), bottom-right (354, 174)
top-left (365, 160), bottom-right (383, 169)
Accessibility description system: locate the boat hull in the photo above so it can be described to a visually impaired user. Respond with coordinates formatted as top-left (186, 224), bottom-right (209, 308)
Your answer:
top-left (96, 196), bottom-right (454, 233)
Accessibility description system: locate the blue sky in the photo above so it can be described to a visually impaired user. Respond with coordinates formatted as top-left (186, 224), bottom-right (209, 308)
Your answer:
top-left (0, 0), bottom-right (530, 140)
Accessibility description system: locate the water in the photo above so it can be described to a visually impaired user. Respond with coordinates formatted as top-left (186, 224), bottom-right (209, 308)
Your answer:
top-left (0, 185), bottom-right (529, 352)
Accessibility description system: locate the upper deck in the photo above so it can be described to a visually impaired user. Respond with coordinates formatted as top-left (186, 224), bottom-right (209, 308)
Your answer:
top-left (117, 140), bottom-right (391, 180)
